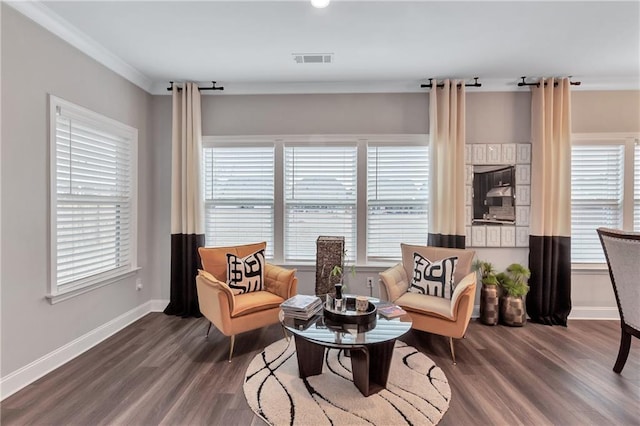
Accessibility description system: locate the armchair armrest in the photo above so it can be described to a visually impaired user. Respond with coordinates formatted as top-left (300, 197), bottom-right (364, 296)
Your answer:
top-left (379, 263), bottom-right (409, 302)
top-left (450, 271), bottom-right (477, 320)
top-left (196, 271), bottom-right (235, 334)
top-left (264, 263), bottom-right (298, 300)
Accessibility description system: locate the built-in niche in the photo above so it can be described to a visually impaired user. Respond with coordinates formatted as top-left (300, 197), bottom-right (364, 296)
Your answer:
top-left (472, 165), bottom-right (516, 225)
top-left (464, 144), bottom-right (531, 248)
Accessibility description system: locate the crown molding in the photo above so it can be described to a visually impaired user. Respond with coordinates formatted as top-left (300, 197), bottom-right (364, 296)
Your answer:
top-left (6, 1), bottom-right (153, 93)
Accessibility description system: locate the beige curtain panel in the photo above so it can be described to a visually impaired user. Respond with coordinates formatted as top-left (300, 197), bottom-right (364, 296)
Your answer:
top-left (530, 78), bottom-right (571, 237)
top-left (527, 77), bottom-right (572, 326)
top-left (428, 79), bottom-right (466, 248)
top-left (171, 82), bottom-right (204, 235)
top-left (165, 82), bottom-right (206, 318)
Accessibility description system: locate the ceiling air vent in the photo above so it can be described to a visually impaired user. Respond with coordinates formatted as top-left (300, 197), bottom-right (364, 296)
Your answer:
top-left (293, 53), bottom-right (333, 64)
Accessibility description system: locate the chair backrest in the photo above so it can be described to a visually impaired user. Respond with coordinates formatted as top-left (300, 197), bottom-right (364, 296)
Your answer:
top-left (400, 243), bottom-right (476, 285)
top-left (198, 241), bottom-right (267, 282)
top-left (597, 228), bottom-right (640, 332)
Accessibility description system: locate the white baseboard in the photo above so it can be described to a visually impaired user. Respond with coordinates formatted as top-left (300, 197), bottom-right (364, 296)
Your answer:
top-left (472, 305), bottom-right (619, 321)
top-left (568, 307), bottom-right (619, 320)
top-left (150, 298), bottom-right (170, 312)
top-left (0, 299), bottom-right (168, 401)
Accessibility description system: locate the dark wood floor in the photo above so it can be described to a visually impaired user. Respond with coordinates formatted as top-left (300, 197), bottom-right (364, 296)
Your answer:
top-left (2, 313), bottom-right (638, 425)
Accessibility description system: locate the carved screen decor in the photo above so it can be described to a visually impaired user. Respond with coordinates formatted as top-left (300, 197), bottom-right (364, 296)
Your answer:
top-left (464, 144), bottom-right (531, 248)
top-left (315, 236), bottom-right (345, 297)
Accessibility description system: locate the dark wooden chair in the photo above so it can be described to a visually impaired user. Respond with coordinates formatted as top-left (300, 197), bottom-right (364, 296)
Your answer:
top-left (597, 227), bottom-right (640, 373)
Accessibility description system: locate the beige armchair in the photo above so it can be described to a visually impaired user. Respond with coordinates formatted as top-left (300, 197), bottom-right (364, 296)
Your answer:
top-left (379, 244), bottom-right (476, 364)
top-left (196, 242), bottom-right (297, 361)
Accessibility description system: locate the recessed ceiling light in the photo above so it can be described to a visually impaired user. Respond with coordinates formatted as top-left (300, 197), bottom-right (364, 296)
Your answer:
top-left (311, 0), bottom-right (330, 9)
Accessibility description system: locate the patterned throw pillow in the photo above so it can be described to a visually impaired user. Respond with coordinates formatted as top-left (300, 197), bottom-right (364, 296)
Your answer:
top-left (226, 249), bottom-right (265, 294)
top-left (408, 253), bottom-right (458, 299)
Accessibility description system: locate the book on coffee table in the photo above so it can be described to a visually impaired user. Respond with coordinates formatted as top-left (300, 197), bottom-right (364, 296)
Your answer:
top-left (281, 295), bottom-right (322, 320)
top-left (377, 304), bottom-right (407, 319)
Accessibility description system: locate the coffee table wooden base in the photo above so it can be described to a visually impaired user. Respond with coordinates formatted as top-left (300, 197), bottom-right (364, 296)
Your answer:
top-left (293, 335), bottom-right (396, 397)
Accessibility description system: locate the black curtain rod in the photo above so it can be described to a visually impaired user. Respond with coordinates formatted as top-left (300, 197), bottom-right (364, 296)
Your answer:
top-left (517, 76), bottom-right (581, 88)
top-left (167, 81), bottom-right (224, 92)
top-left (420, 77), bottom-right (482, 89)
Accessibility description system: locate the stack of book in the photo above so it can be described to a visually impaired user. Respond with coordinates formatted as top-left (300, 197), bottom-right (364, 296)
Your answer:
top-left (281, 295), bottom-right (323, 320)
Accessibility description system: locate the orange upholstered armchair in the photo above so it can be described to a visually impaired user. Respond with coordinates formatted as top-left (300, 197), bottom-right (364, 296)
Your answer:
top-left (379, 244), bottom-right (476, 364)
top-left (196, 242), bottom-right (297, 361)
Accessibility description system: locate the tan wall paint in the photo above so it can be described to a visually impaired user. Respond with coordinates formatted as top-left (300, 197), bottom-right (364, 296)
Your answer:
top-left (572, 90), bottom-right (640, 133)
top-left (201, 93), bottom-right (429, 135)
top-left (467, 91), bottom-right (531, 143)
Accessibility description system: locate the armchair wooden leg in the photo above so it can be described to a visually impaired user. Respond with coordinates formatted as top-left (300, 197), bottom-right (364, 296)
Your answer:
top-left (613, 328), bottom-right (632, 373)
top-left (228, 335), bottom-right (236, 363)
top-left (205, 322), bottom-right (212, 338)
top-left (282, 326), bottom-right (290, 342)
top-left (449, 337), bottom-right (457, 365)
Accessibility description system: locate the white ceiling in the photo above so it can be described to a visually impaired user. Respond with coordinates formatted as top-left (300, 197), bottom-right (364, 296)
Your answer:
top-left (10, 0), bottom-right (640, 94)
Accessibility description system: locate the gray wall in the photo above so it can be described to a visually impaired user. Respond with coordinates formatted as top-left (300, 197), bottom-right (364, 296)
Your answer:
top-left (150, 89), bottom-right (640, 311)
top-left (572, 91), bottom-right (640, 133)
top-left (1, 6), bottom-right (154, 376)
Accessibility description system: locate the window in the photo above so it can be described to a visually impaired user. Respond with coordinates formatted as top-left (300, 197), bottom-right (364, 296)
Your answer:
top-left (284, 145), bottom-right (357, 262)
top-left (367, 145), bottom-right (429, 261)
top-left (202, 135), bottom-right (428, 264)
top-left (571, 134), bottom-right (639, 264)
top-left (202, 144), bottom-right (275, 258)
top-left (50, 96), bottom-right (138, 300)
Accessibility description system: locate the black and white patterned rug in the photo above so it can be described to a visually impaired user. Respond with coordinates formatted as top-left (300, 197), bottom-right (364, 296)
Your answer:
top-left (243, 338), bottom-right (450, 425)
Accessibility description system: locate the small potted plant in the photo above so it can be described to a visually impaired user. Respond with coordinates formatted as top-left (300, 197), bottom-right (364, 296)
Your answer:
top-left (329, 257), bottom-right (356, 312)
top-left (329, 255), bottom-right (356, 292)
top-left (497, 263), bottom-right (531, 327)
top-left (473, 260), bottom-right (500, 325)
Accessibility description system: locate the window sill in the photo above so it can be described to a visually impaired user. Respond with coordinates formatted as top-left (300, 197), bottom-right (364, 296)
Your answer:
top-left (273, 262), bottom-right (398, 273)
top-left (571, 263), bottom-right (608, 275)
top-left (46, 267), bottom-right (141, 304)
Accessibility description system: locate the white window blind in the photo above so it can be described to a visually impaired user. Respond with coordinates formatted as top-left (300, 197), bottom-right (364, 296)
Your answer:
top-left (367, 145), bottom-right (429, 261)
top-left (571, 144), bottom-right (624, 263)
top-left (203, 146), bottom-right (275, 258)
top-left (52, 97), bottom-right (137, 293)
top-left (284, 145), bottom-right (357, 262)
top-left (635, 143), bottom-right (640, 231)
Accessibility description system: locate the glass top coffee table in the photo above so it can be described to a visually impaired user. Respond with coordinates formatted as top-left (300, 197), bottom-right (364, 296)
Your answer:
top-left (280, 298), bottom-right (412, 397)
